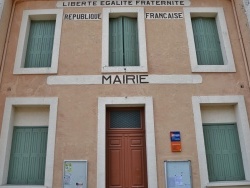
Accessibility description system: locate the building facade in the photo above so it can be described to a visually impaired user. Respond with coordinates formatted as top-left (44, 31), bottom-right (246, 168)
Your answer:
top-left (1, 0), bottom-right (250, 188)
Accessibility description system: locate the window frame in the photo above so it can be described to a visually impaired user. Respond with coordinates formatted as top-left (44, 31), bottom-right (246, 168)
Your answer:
top-left (0, 97), bottom-right (58, 188)
top-left (184, 8), bottom-right (236, 72)
top-left (102, 7), bottom-right (148, 73)
top-left (192, 96), bottom-right (250, 187)
top-left (13, 9), bottom-right (63, 75)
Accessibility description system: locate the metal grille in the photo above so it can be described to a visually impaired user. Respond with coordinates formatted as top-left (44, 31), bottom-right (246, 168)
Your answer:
top-left (110, 110), bottom-right (141, 128)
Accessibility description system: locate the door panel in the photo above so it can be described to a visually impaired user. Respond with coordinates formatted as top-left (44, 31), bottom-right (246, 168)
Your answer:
top-left (128, 135), bottom-right (147, 187)
top-left (107, 135), bottom-right (124, 188)
top-left (109, 149), bottom-right (123, 187)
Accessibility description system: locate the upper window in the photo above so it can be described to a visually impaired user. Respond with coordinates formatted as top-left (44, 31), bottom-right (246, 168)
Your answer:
top-left (184, 8), bottom-right (236, 72)
top-left (13, 9), bottom-right (63, 74)
top-left (25, 20), bottom-right (55, 68)
top-left (109, 17), bottom-right (139, 67)
top-left (192, 18), bottom-right (224, 66)
top-left (102, 7), bottom-right (147, 73)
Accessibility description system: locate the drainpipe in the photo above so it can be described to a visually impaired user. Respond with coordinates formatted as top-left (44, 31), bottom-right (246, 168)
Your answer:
top-left (0, 0), bottom-right (19, 86)
top-left (231, 0), bottom-right (250, 89)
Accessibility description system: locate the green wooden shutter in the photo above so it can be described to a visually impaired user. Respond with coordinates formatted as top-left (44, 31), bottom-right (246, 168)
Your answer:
top-left (8, 127), bottom-right (32, 184)
top-left (203, 124), bottom-right (245, 182)
top-left (8, 127), bottom-right (48, 185)
top-left (25, 21), bottom-right (55, 68)
top-left (28, 128), bottom-right (48, 185)
top-left (109, 17), bottom-right (124, 66)
top-left (192, 18), bottom-right (224, 65)
top-left (123, 17), bottom-right (139, 66)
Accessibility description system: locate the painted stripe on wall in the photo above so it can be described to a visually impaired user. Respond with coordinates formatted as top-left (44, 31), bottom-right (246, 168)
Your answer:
top-left (47, 74), bottom-right (202, 85)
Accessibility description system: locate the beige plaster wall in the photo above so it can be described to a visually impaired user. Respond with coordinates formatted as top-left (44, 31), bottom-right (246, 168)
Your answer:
top-left (14, 106), bottom-right (49, 126)
top-left (201, 105), bottom-right (236, 123)
top-left (0, 0), bottom-right (250, 188)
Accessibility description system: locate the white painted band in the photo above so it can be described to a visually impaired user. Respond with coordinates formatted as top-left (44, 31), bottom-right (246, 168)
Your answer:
top-left (56, 0), bottom-right (191, 7)
top-left (47, 74), bottom-right (202, 85)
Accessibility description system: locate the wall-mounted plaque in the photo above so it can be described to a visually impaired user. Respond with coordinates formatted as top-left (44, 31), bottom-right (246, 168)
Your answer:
top-left (164, 160), bottom-right (192, 188)
top-left (63, 160), bottom-right (87, 188)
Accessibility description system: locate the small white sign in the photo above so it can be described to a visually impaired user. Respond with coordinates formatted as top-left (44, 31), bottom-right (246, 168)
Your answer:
top-left (63, 160), bottom-right (88, 188)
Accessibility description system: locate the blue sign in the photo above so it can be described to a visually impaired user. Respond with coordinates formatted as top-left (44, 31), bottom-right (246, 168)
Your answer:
top-left (170, 131), bottom-right (181, 141)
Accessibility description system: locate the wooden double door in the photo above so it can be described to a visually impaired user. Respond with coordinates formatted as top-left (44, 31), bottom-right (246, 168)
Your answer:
top-left (106, 108), bottom-right (148, 188)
